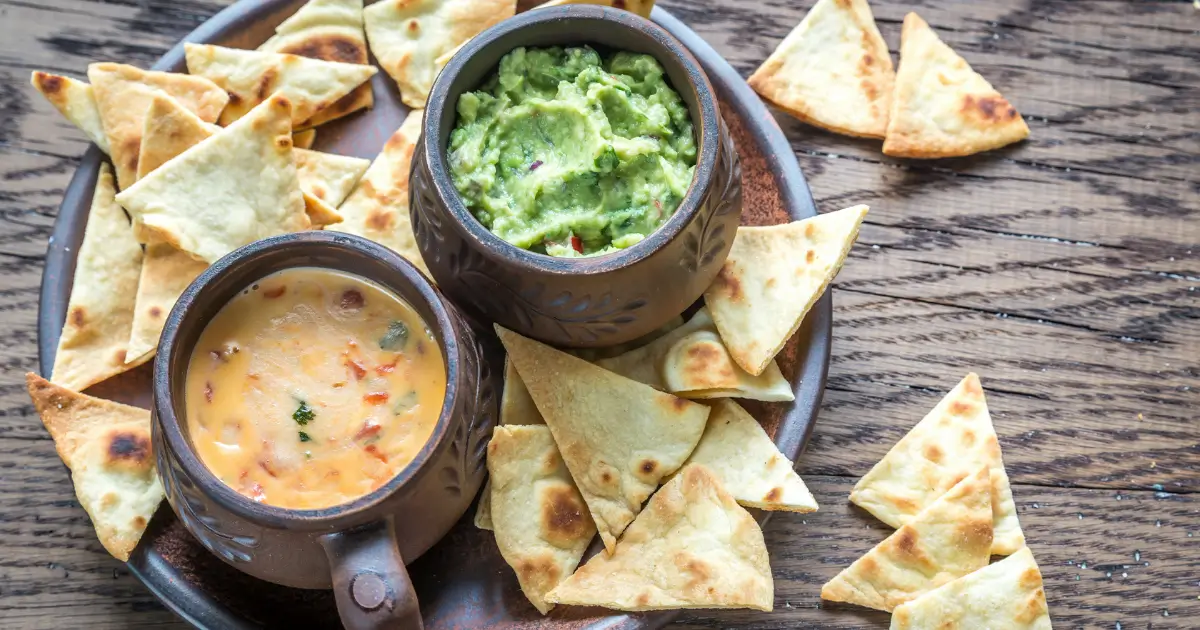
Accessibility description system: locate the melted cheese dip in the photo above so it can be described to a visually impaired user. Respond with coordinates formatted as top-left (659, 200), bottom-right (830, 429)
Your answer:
top-left (185, 268), bottom-right (446, 510)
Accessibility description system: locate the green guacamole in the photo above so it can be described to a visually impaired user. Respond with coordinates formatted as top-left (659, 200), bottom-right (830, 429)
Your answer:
top-left (448, 46), bottom-right (697, 257)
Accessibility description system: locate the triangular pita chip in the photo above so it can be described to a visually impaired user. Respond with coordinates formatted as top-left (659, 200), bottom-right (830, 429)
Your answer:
top-left (545, 464), bottom-right (773, 611)
top-left (890, 546), bottom-right (1053, 630)
top-left (364, 0), bottom-right (515, 108)
top-left (474, 359), bottom-right (546, 531)
top-left (536, 0), bottom-right (655, 19)
top-left (329, 109), bottom-right (428, 274)
top-left (259, 0), bottom-right (374, 127)
top-left (495, 325), bottom-right (710, 553)
top-left (883, 12), bottom-right (1029, 158)
top-left (850, 373), bottom-right (1024, 555)
top-left (685, 400), bottom-right (817, 512)
top-left (135, 94), bottom-right (364, 228)
top-left (596, 308), bottom-right (792, 401)
top-left (822, 467), bottom-right (993, 612)
top-left (488, 425), bottom-right (596, 614)
top-left (705, 205), bottom-right (866, 376)
top-left (748, 0), bottom-right (894, 138)
top-left (125, 239), bottom-right (208, 365)
top-left (87, 62), bottom-right (228, 190)
top-left (115, 95), bottom-right (310, 264)
top-left (51, 163), bottom-right (147, 392)
top-left (294, 147), bottom-right (370, 226)
top-left (30, 72), bottom-right (111, 153)
top-left (184, 43), bottom-right (376, 127)
top-left (26, 373), bottom-right (164, 562)
top-left (293, 128), bottom-right (317, 149)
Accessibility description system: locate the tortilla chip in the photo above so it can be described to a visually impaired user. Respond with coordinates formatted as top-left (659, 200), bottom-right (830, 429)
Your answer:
top-left (705, 204), bottom-right (867, 376)
top-left (87, 63), bottom-right (228, 190)
top-left (26, 373), bottom-right (164, 562)
top-left (259, 0), bottom-right (373, 127)
top-left (51, 163), bottom-right (146, 392)
top-left (890, 547), bottom-right (1052, 630)
top-left (293, 128), bottom-right (317, 149)
top-left (822, 467), bottom-right (993, 612)
top-left (294, 148), bottom-right (369, 226)
top-left (183, 43), bottom-right (376, 128)
top-left (850, 373), bottom-right (1025, 555)
top-left (30, 72), bottom-right (111, 153)
top-left (136, 95), bottom-right (220, 180)
top-left (595, 308), bottom-right (791, 401)
top-left (475, 359), bottom-right (546, 530)
top-left (883, 13), bottom-right (1029, 158)
top-left (125, 239), bottom-right (208, 365)
top-left (535, 0), bottom-right (655, 19)
top-left (329, 109), bottom-right (428, 274)
top-left (544, 464), bottom-right (773, 611)
top-left (488, 425), bottom-right (596, 614)
top-left (747, 0), bottom-right (894, 138)
top-left (685, 400), bottom-right (817, 512)
top-left (495, 325), bottom-right (710, 553)
top-left (364, 0), bottom-right (515, 108)
top-left (115, 95), bottom-right (310, 264)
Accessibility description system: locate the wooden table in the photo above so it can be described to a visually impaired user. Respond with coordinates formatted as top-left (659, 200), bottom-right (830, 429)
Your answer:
top-left (1, 0), bottom-right (1196, 627)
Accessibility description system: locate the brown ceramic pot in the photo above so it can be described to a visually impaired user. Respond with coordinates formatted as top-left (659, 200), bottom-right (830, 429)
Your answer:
top-left (152, 232), bottom-right (498, 630)
top-left (411, 5), bottom-right (743, 348)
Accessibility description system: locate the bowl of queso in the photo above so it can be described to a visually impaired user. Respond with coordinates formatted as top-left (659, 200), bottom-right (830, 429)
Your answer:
top-left (152, 231), bottom-right (497, 630)
top-left (185, 267), bottom-right (446, 510)
top-left (411, 4), bottom-right (743, 348)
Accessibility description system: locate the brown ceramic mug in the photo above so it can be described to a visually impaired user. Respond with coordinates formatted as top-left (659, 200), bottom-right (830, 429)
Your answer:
top-left (411, 5), bottom-right (743, 348)
top-left (151, 232), bottom-right (498, 630)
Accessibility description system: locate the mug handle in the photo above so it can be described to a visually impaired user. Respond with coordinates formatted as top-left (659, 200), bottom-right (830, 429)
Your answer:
top-left (320, 519), bottom-right (423, 630)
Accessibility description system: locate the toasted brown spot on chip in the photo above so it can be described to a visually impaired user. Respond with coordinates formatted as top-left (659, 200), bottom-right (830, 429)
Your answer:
top-left (516, 554), bottom-right (560, 585)
top-left (805, 222), bottom-right (816, 238)
top-left (895, 527), bottom-right (919, 556)
top-left (36, 73), bottom-right (64, 94)
top-left (276, 136), bottom-right (292, 150)
top-left (640, 459), bottom-right (657, 476)
top-left (949, 400), bottom-right (972, 416)
top-left (407, 19), bottom-right (420, 34)
top-left (149, 306), bottom-right (163, 319)
top-left (712, 264), bottom-right (743, 302)
top-left (133, 515), bottom-right (147, 528)
top-left (806, 249), bottom-right (815, 263)
top-left (366, 208), bottom-right (395, 232)
top-left (541, 485), bottom-right (588, 541)
top-left (255, 68), bottom-right (278, 101)
top-left (961, 428), bottom-right (977, 446)
top-left (282, 36), bottom-right (363, 65)
top-left (764, 487), bottom-right (782, 503)
top-left (600, 470), bottom-right (613, 484)
top-left (69, 306), bottom-right (86, 328)
top-left (107, 431), bottom-right (151, 466)
top-left (113, 349), bottom-right (127, 364)
top-left (923, 443), bottom-right (943, 463)
top-left (670, 396), bottom-right (689, 412)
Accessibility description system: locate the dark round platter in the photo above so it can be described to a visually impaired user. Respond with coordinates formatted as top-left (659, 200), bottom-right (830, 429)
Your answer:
top-left (36, 1), bottom-right (831, 628)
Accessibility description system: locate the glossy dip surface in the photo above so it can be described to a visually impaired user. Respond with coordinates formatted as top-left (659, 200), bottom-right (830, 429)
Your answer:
top-left (184, 267), bottom-right (446, 510)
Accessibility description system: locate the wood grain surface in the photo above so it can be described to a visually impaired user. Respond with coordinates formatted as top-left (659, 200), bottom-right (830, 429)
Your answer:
top-left (1, 0), bottom-right (1197, 628)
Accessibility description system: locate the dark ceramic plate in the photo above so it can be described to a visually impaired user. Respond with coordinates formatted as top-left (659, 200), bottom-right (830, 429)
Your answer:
top-left (36, 1), bottom-right (830, 628)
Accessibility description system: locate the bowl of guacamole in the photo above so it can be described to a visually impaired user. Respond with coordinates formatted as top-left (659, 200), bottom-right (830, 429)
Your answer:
top-left (412, 5), bottom-right (742, 347)
top-left (447, 45), bottom-right (698, 258)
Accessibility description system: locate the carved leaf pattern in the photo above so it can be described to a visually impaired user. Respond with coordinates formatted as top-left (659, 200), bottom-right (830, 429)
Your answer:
top-left (682, 119), bottom-right (743, 273)
top-left (156, 430), bottom-right (258, 563)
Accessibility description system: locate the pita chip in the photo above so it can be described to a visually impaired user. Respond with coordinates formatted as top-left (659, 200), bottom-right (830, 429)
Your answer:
top-left (51, 163), bottom-right (146, 392)
top-left (125, 239), bottom-right (208, 365)
top-left (30, 72), bottom-right (111, 153)
top-left (535, 0), bottom-right (655, 19)
top-left (545, 464), bottom-right (773, 611)
top-left (705, 204), bottom-right (867, 376)
top-left (259, 0), bottom-right (373, 127)
top-left (184, 43), bottom-right (376, 127)
top-left (474, 359), bottom-right (545, 531)
top-left (596, 308), bottom-right (792, 401)
top-left (294, 148), bottom-right (370, 226)
top-left (26, 373), bottom-right (164, 562)
top-left (364, 0), bottom-right (515, 108)
top-left (685, 400), bottom-right (817, 512)
top-left (495, 325), bottom-right (710, 553)
top-left (115, 95), bottom-right (310, 264)
top-left (136, 94), bottom-right (219, 180)
top-left (748, 0), bottom-right (894, 138)
top-left (850, 373), bottom-right (1025, 555)
top-left (293, 128), bottom-right (317, 149)
top-left (329, 109), bottom-right (428, 274)
top-left (87, 62), bottom-right (228, 190)
top-left (890, 546), bottom-right (1053, 630)
top-left (488, 425), bottom-right (596, 614)
top-left (883, 13), bottom-right (1029, 158)
top-left (822, 467), bottom-right (993, 612)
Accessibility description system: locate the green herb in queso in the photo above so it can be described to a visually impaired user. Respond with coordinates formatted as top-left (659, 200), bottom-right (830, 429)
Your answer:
top-left (448, 46), bottom-right (698, 257)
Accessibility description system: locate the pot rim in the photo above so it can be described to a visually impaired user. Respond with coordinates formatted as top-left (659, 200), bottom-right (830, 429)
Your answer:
top-left (153, 231), bottom-right (463, 530)
top-left (422, 4), bottom-right (721, 276)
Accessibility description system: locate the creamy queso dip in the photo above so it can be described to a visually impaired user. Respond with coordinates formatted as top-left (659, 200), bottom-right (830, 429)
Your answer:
top-left (185, 268), bottom-right (446, 510)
